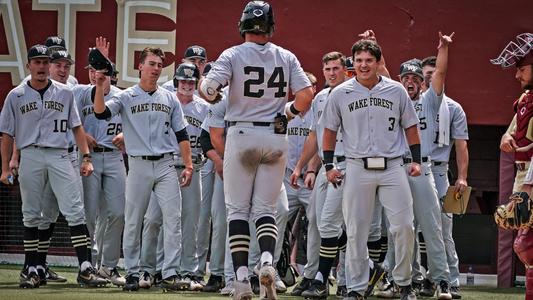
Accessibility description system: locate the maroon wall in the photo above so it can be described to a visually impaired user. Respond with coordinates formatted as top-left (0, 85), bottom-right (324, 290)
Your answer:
top-left (1, 0), bottom-right (532, 125)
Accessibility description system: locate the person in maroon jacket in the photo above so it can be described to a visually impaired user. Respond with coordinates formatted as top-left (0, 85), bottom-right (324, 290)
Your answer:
top-left (494, 32), bottom-right (533, 300)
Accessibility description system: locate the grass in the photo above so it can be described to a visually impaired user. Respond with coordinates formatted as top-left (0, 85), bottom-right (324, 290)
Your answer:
top-left (0, 265), bottom-right (526, 299)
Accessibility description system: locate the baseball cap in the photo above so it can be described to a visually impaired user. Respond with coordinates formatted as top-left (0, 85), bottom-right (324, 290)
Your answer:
top-left (45, 36), bottom-right (66, 52)
top-left (399, 58), bottom-right (423, 79)
top-left (27, 45), bottom-right (50, 61)
top-left (345, 57), bottom-right (354, 71)
top-left (184, 45), bottom-right (207, 60)
top-left (50, 50), bottom-right (74, 64)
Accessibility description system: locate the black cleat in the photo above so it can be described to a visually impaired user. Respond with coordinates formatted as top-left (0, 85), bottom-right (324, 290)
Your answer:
top-left (153, 271), bottom-right (163, 287)
top-left (45, 266), bottom-right (67, 283)
top-left (399, 284), bottom-right (417, 300)
top-left (203, 274), bottom-right (225, 292)
top-left (161, 275), bottom-right (180, 292)
top-left (336, 285), bottom-right (347, 298)
top-left (123, 273), bottom-right (139, 291)
top-left (450, 286), bottom-right (462, 299)
top-left (77, 267), bottom-right (108, 288)
top-left (344, 290), bottom-right (365, 300)
top-left (301, 279), bottom-right (328, 299)
top-left (365, 263), bottom-right (386, 297)
top-left (291, 277), bottom-right (313, 296)
top-left (419, 278), bottom-right (436, 297)
top-left (37, 268), bottom-right (47, 286)
top-left (19, 269), bottom-right (40, 289)
top-left (250, 275), bottom-right (260, 295)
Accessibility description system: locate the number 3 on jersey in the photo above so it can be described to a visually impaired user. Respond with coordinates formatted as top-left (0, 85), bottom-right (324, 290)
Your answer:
top-left (243, 66), bottom-right (287, 98)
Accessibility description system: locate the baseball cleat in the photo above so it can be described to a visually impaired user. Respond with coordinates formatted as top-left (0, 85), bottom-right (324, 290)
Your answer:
top-left (437, 281), bottom-right (452, 300)
top-left (176, 274), bottom-right (191, 290)
top-left (291, 277), bottom-right (313, 296)
top-left (138, 271), bottom-right (153, 289)
top-left (19, 269), bottom-right (40, 289)
top-left (301, 279), bottom-right (328, 299)
top-left (375, 280), bottom-right (400, 298)
top-left (203, 274), bottom-right (224, 292)
top-left (161, 275), bottom-right (181, 292)
top-left (336, 285), bottom-right (347, 298)
top-left (77, 267), bottom-right (108, 288)
top-left (220, 279), bottom-right (235, 295)
top-left (189, 276), bottom-right (204, 291)
top-left (37, 267), bottom-right (47, 286)
top-left (399, 284), bottom-right (417, 300)
top-left (153, 271), bottom-right (163, 287)
top-left (45, 266), bottom-right (67, 283)
top-left (419, 278), bottom-right (436, 297)
top-left (259, 264), bottom-right (278, 300)
top-left (365, 262), bottom-right (386, 297)
top-left (123, 274), bottom-right (139, 291)
top-left (99, 266), bottom-right (126, 286)
top-left (274, 271), bottom-right (287, 293)
top-left (232, 279), bottom-right (253, 300)
top-left (343, 290), bottom-right (365, 300)
top-left (450, 286), bottom-right (462, 299)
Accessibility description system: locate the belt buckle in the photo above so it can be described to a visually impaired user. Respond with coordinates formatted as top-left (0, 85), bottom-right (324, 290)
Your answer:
top-left (517, 163), bottom-right (526, 171)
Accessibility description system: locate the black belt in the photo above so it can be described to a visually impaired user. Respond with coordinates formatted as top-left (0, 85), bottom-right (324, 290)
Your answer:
top-left (433, 161), bottom-right (443, 166)
top-left (227, 121), bottom-right (272, 127)
top-left (93, 146), bottom-right (115, 153)
top-left (137, 154), bottom-right (165, 161)
top-left (403, 157), bottom-right (430, 163)
top-left (335, 156), bottom-right (346, 163)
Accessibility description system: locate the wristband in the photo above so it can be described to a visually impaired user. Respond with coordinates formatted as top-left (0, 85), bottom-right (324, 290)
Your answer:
top-left (409, 144), bottom-right (421, 164)
top-left (289, 103), bottom-right (300, 116)
top-left (82, 153), bottom-right (91, 158)
top-left (306, 170), bottom-right (316, 175)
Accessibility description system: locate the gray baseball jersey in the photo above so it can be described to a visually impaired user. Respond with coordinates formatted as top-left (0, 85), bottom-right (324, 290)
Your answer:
top-left (104, 85), bottom-right (188, 156)
top-left (74, 84), bottom-right (122, 149)
top-left (286, 110), bottom-right (313, 171)
top-left (428, 95), bottom-right (469, 162)
top-left (175, 95), bottom-right (210, 157)
top-left (410, 84), bottom-right (444, 157)
top-left (204, 91), bottom-right (229, 129)
top-left (22, 74), bottom-right (78, 88)
top-left (321, 76), bottom-right (419, 158)
top-left (206, 42), bottom-right (311, 122)
top-left (312, 87), bottom-right (345, 159)
top-left (0, 81), bottom-right (81, 149)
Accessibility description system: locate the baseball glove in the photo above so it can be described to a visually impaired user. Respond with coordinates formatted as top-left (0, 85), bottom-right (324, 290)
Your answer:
top-left (495, 192), bottom-right (533, 230)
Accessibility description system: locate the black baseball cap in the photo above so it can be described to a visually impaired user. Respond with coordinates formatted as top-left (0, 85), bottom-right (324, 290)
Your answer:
top-left (50, 50), bottom-right (74, 64)
top-left (399, 58), bottom-right (423, 79)
top-left (184, 45), bottom-right (207, 60)
top-left (27, 45), bottom-right (50, 61)
top-left (345, 57), bottom-right (354, 71)
top-left (45, 36), bottom-right (66, 52)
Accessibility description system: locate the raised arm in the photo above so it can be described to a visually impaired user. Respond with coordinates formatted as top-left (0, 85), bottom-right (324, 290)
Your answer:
top-left (432, 32), bottom-right (454, 96)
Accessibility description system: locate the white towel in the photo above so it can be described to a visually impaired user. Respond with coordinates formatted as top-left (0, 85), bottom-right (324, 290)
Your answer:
top-left (438, 95), bottom-right (451, 147)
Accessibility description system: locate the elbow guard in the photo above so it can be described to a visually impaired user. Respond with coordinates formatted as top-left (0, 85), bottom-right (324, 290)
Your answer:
top-left (199, 129), bottom-right (214, 153)
top-left (175, 128), bottom-right (189, 143)
top-left (200, 78), bottom-right (222, 101)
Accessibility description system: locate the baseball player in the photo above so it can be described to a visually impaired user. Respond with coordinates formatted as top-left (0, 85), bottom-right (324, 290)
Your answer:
top-left (74, 59), bottom-right (126, 286)
top-left (162, 45), bottom-right (208, 92)
top-left (288, 52), bottom-right (348, 299)
top-left (320, 38), bottom-right (421, 300)
top-left (92, 47), bottom-right (193, 292)
top-left (200, 2), bottom-right (313, 299)
top-left (396, 32), bottom-right (454, 300)
top-left (421, 55), bottom-right (469, 299)
top-left (0, 44), bottom-right (106, 289)
top-left (139, 63), bottom-right (208, 291)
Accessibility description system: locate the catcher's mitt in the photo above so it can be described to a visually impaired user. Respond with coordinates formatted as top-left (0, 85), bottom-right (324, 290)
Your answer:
top-left (495, 192), bottom-right (533, 230)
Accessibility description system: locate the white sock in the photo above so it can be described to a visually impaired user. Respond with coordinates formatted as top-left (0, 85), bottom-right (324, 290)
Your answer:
top-left (28, 266), bottom-right (37, 274)
top-left (260, 252), bottom-right (273, 266)
top-left (315, 272), bottom-right (324, 282)
top-left (36, 265), bottom-right (45, 272)
top-left (369, 259), bottom-right (374, 269)
top-left (236, 266), bottom-right (248, 282)
top-left (80, 261), bottom-right (92, 272)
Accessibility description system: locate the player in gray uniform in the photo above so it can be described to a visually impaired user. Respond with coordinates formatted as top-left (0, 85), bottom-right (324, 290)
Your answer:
top-left (321, 39), bottom-right (421, 300)
top-left (397, 32), bottom-right (454, 300)
top-left (92, 47), bottom-right (193, 292)
top-left (139, 63), bottom-right (208, 291)
top-left (200, 2), bottom-right (313, 299)
top-left (0, 45), bottom-right (107, 289)
top-left (74, 62), bottom-right (126, 287)
top-left (45, 36), bottom-right (78, 86)
top-left (422, 56), bottom-right (469, 299)
top-left (162, 45), bottom-right (208, 92)
top-left (289, 52), bottom-right (348, 299)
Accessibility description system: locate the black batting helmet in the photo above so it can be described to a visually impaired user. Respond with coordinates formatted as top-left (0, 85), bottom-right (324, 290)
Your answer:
top-left (238, 1), bottom-right (275, 37)
top-left (173, 63), bottom-right (200, 88)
